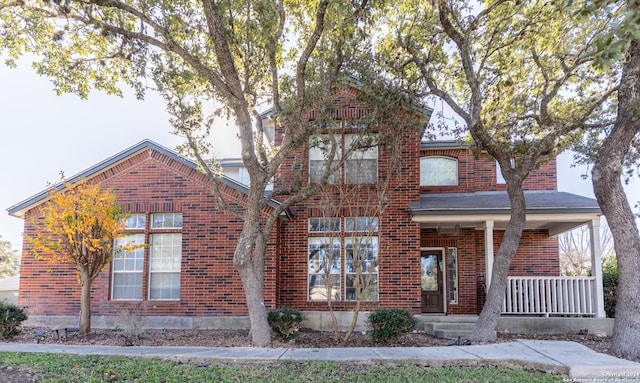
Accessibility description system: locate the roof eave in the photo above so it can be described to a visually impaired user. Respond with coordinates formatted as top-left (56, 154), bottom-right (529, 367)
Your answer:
top-left (7, 139), bottom-right (291, 218)
top-left (409, 207), bottom-right (602, 216)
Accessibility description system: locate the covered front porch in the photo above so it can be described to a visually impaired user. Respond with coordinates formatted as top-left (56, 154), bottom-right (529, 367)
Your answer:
top-left (409, 190), bottom-right (605, 318)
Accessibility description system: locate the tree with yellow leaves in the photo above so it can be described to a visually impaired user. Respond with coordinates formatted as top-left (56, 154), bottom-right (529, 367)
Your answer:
top-left (29, 178), bottom-right (131, 335)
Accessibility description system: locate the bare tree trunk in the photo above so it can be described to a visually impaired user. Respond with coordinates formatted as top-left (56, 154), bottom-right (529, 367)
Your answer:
top-left (234, 222), bottom-right (271, 347)
top-left (343, 299), bottom-right (361, 344)
top-left (593, 40), bottom-right (640, 360)
top-left (236, 264), bottom-right (271, 347)
top-left (79, 268), bottom-right (92, 336)
top-left (471, 181), bottom-right (527, 342)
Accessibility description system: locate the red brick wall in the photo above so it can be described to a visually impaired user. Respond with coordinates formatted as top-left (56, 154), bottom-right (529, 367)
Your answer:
top-left (419, 228), bottom-right (559, 315)
top-left (273, 94), bottom-right (561, 316)
top-left (275, 100), bottom-right (424, 312)
top-left (419, 148), bottom-right (557, 194)
top-left (19, 149), bottom-right (278, 317)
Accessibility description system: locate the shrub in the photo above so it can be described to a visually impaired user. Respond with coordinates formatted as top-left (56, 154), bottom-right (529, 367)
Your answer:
top-left (602, 256), bottom-right (618, 318)
top-left (0, 299), bottom-right (28, 339)
top-left (267, 308), bottom-right (304, 340)
top-left (367, 308), bottom-right (417, 342)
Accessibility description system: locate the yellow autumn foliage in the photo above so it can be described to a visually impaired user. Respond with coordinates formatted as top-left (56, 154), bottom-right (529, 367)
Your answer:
top-left (28, 178), bottom-right (134, 284)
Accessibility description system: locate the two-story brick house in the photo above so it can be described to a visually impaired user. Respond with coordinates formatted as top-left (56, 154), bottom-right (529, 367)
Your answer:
top-left (8, 97), bottom-right (607, 333)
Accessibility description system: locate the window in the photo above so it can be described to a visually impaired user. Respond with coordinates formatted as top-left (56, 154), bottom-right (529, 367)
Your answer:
top-left (111, 213), bottom-right (183, 301)
top-left (420, 157), bottom-right (458, 186)
top-left (152, 213), bottom-right (183, 229)
top-left (496, 159), bottom-right (515, 184)
top-left (112, 234), bottom-right (144, 300)
top-left (345, 217), bottom-right (378, 232)
top-left (345, 236), bottom-right (378, 301)
top-left (124, 214), bottom-right (146, 229)
top-left (309, 135), bottom-right (342, 184)
top-left (308, 216), bottom-right (379, 302)
top-left (308, 237), bottom-right (341, 301)
top-left (309, 133), bottom-right (378, 184)
top-left (149, 233), bottom-right (182, 300)
top-left (309, 217), bottom-right (340, 232)
top-left (448, 248), bottom-right (458, 304)
top-left (345, 135), bottom-right (378, 184)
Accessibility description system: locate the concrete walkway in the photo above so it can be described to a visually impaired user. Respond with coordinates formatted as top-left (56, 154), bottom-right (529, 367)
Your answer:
top-left (1, 340), bottom-right (640, 382)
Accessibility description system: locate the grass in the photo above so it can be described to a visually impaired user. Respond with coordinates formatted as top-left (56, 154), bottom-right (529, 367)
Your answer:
top-left (0, 352), bottom-right (564, 382)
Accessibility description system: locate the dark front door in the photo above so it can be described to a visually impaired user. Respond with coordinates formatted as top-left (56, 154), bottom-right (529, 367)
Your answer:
top-left (421, 251), bottom-right (444, 313)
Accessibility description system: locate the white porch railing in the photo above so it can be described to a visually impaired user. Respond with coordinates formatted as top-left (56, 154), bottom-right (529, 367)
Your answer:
top-left (502, 276), bottom-right (597, 316)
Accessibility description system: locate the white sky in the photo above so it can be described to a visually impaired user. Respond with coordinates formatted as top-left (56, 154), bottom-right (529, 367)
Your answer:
top-left (1, 60), bottom-right (638, 252)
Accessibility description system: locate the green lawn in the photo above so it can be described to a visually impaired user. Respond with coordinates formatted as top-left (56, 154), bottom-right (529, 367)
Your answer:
top-left (0, 352), bottom-right (564, 382)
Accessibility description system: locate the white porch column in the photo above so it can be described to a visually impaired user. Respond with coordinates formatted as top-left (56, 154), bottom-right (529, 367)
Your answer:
top-left (484, 220), bottom-right (495, 292)
top-left (589, 218), bottom-right (606, 318)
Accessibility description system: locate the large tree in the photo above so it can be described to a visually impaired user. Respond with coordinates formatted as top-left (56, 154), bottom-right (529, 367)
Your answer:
top-left (562, 0), bottom-right (640, 359)
top-left (594, 36), bottom-right (640, 363)
top-left (28, 180), bottom-right (132, 335)
top-left (590, 3), bottom-right (640, 360)
top-left (0, 0), bottom-right (386, 346)
top-left (382, 0), bottom-right (617, 341)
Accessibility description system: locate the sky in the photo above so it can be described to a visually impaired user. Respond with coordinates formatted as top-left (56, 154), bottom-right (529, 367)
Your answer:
top-left (1, 59), bottom-right (639, 252)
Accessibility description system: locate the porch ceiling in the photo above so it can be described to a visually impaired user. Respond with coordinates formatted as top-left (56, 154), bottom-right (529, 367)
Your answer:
top-left (409, 190), bottom-right (601, 236)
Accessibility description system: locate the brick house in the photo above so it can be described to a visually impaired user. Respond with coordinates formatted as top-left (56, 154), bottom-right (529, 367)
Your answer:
top-left (8, 101), bottom-right (607, 332)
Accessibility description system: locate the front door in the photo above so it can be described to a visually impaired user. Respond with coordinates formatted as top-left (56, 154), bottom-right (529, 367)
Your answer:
top-left (421, 251), bottom-right (444, 313)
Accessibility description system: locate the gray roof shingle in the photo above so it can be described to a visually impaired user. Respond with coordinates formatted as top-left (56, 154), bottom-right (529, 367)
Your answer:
top-left (409, 190), bottom-right (601, 216)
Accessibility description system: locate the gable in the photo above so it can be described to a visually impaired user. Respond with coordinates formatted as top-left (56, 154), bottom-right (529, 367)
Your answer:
top-left (7, 140), bottom-right (283, 218)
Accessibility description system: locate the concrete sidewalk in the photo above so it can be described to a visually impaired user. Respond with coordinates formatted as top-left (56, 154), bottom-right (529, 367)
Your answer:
top-left (1, 340), bottom-right (640, 382)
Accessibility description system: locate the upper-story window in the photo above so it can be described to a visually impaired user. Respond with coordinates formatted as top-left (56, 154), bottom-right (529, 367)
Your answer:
top-left (496, 159), bottom-right (516, 184)
top-left (309, 133), bottom-right (378, 184)
top-left (420, 156), bottom-right (458, 186)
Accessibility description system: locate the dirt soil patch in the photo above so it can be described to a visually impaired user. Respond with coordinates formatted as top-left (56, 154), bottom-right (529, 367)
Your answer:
top-left (4, 326), bottom-right (613, 353)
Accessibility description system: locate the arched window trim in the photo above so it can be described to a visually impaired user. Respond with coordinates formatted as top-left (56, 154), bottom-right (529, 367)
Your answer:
top-left (420, 156), bottom-right (459, 186)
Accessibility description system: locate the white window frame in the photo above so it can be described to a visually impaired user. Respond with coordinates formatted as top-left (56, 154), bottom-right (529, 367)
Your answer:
top-left (496, 159), bottom-right (516, 184)
top-left (345, 235), bottom-right (379, 302)
top-left (308, 217), bottom-right (340, 232)
top-left (151, 213), bottom-right (183, 229)
top-left (309, 133), bottom-right (378, 185)
top-left (420, 156), bottom-right (458, 186)
top-left (344, 134), bottom-right (378, 184)
top-left (308, 237), bottom-right (341, 301)
top-left (309, 135), bottom-right (342, 184)
top-left (123, 214), bottom-right (146, 229)
top-left (307, 216), bottom-right (380, 302)
top-left (111, 234), bottom-right (145, 301)
top-left (148, 232), bottom-right (182, 300)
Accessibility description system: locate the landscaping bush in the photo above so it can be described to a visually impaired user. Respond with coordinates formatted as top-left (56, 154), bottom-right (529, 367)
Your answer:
top-left (0, 299), bottom-right (27, 340)
top-left (267, 308), bottom-right (304, 340)
top-left (602, 256), bottom-right (618, 318)
top-left (367, 308), bottom-right (417, 342)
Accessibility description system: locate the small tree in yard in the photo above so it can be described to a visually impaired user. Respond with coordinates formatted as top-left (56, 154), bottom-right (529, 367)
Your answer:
top-left (28, 178), bottom-right (134, 336)
top-left (309, 88), bottom-right (424, 344)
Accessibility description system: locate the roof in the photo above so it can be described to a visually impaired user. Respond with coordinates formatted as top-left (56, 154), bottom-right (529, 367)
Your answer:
top-left (409, 190), bottom-right (601, 236)
top-left (410, 191), bottom-right (601, 215)
top-left (6, 140), bottom-right (287, 218)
